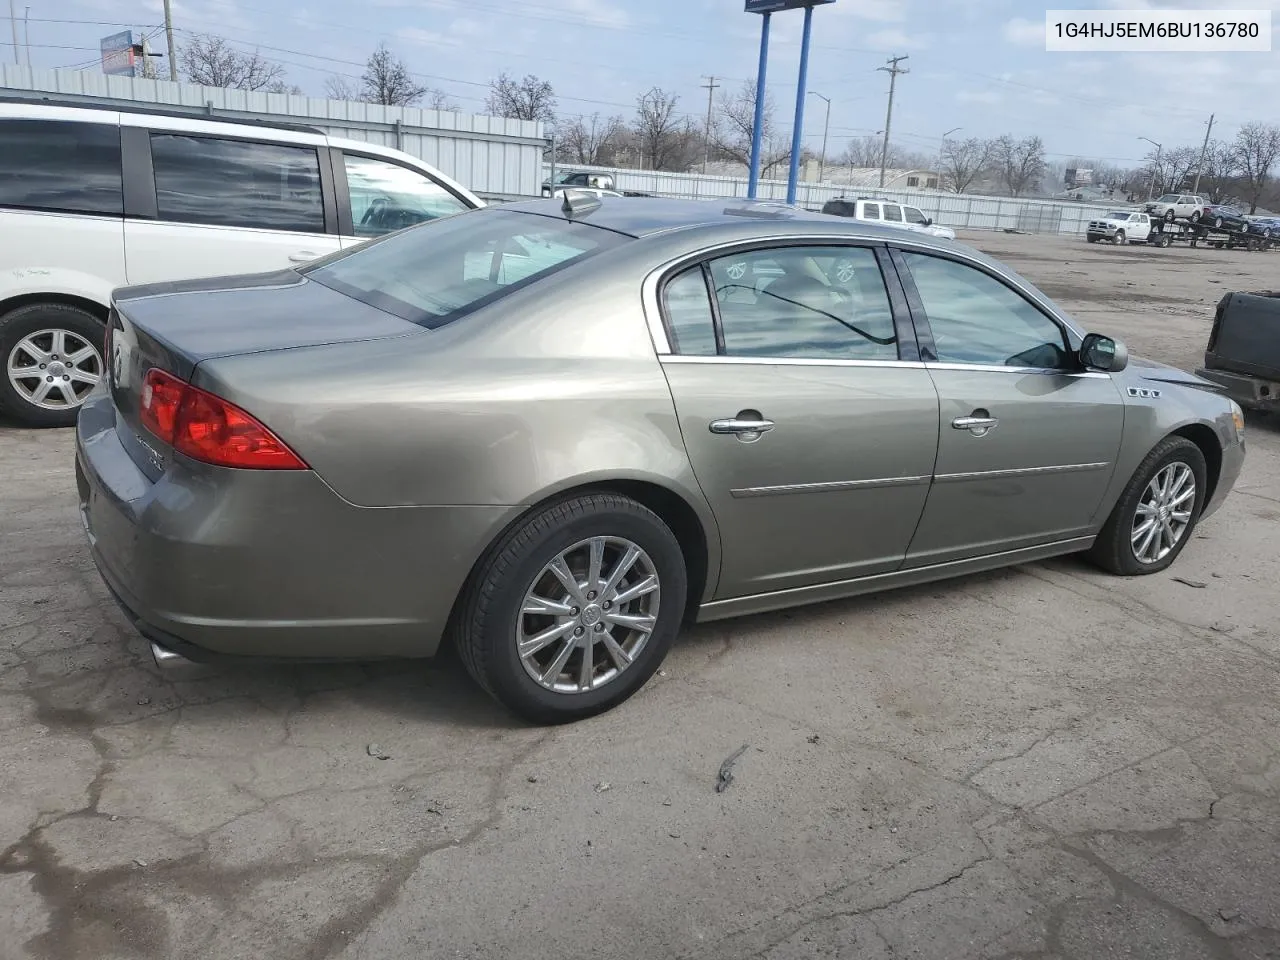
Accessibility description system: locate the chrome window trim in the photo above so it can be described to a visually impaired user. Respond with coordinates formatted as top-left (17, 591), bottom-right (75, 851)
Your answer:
top-left (935, 461), bottom-right (1111, 483)
top-left (640, 231), bottom-right (1089, 359)
top-left (660, 355), bottom-right (926, 369)
top-left (731, 476), bottom-right (931, 498)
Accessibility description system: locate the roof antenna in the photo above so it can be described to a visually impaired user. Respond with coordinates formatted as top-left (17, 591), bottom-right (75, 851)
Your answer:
top-left (560, 188), bottom-right (602, 219)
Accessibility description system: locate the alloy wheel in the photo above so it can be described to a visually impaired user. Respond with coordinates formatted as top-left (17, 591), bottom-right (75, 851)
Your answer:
top-left (517, 536), bottom-right (660, 694)
top-left (6, 328), bottom-right (103, 411)
top-left (1130, 462), bottom-right (1196, 564)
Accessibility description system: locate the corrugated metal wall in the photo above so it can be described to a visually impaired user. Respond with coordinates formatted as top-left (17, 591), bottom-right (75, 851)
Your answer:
top-left (548, 163), bottom-right (1122, 236)
top-left (1, 66), bottom-right (547, 197)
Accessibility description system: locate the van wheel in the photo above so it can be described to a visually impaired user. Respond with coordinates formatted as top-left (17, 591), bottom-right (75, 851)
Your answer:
top-left (0, 303), bottom-right (105, 428)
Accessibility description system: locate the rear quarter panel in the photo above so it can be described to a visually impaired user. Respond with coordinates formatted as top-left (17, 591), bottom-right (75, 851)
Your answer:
top-left (0, 209), bottom-right (124, 312)
top-left (193, 259), bottom-right (721, 587)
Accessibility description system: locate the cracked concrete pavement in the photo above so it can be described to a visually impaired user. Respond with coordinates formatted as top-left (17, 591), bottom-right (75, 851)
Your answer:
top-left (2, 233), bottom-right (1279, 960)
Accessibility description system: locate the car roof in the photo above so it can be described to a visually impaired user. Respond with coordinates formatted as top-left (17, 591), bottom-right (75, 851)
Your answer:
top-left (501, 196), bottom-right (927, 242)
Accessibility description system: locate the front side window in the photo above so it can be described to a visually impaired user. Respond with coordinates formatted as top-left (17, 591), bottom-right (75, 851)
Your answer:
top-left (305, 209), bottom-right (625, 328)
top-left (861, 202), bottom-right (880, 219)
top-left (150, 134), bottom-right (324, 233)
top-left (0, 119), bottom-right (122, 215)
top-left (344, 154), bottom-right (470, 237)
top-left (903, 206), bottom-right (927, 225)
top-left (883, 204), bottom-right (903, 222)
top-left (703, 246), bottom-right (898, 361)
top-left (900, 251), bottom-right (1071, 370)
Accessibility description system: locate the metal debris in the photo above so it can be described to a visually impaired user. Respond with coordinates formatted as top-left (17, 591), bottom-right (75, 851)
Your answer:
top-left (715, 744), bottom-right (751, 793)
top-left (1172, 576), bottom-right (1207, 589)
top-left (594, 781), bottom-right (611, 793)
top-left (366, 743), bottom-right (391, 760)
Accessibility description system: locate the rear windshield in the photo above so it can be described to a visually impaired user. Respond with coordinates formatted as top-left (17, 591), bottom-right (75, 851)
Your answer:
top-left (304, 209), bottom-right (626, 328)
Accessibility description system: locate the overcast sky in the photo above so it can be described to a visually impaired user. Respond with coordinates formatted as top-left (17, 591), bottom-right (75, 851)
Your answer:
top-left (15, 0), bottom-right (1280, 169)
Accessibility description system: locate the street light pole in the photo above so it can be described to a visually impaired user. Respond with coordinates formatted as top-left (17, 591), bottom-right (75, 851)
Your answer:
top-left (939, 126), bottom-right (960, 185)
top-left (1138, 136), bottom-right (1162, 200)
top-left (809, 91), bottom-right (831, 182)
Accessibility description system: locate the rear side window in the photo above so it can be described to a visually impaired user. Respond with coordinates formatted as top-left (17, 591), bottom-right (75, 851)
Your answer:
top-left (861, 203), bottom-right (881, 219)
top-left (662, 268), bottom-right (718, 356)
top-left (0, 119), bottom-right (122, 215)
top-left (883, 205), bottom-right (903, 222)
top-left (344, 154), bottom-right (470, 237)
top-left (305, 209), bottom-right (626, 328)
top-left (150, 134), bottom-right (324, 233)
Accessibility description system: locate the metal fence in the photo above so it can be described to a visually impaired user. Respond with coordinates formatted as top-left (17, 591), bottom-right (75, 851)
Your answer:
top-left (1, 65), bottom-right (548, 198)
top-left (547, 163), bottom-right (1123, 236)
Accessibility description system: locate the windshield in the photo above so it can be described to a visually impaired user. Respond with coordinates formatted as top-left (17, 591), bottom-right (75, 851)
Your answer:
top-left (1105, 211), bottom-right (1129, 219)
top-left (1156, 194), bottom-right (1180, 202)
top-left (304, 210), bottom-right (626, 328)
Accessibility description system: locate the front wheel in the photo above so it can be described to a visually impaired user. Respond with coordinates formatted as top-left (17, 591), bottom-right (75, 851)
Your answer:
top-left (0, 302), bottom-right (105, 428)
top-left (1112, 230), bottom-right (1126, 245)
top-left (1088, 436), bottom-right (1208, 576)
top-left (454, 493), bottom-right (687, 723)
top-left (1190, 210), bottom-right (1202, 223)
top-left (1164, 210), bottom-right (1176, 223)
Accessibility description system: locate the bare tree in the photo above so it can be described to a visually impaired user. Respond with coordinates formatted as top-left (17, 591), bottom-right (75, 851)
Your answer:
top-left (1140, 144), bottom-right (1198, 197)
top-left (709, 80), bottom-right (789, 175)
top-left (179, 34), bottom-right (287, 91)
top-left (633, 87), bottom-right (687, 170)
top-left (324, 75), bottom-right (360, 101)
top-left (1230, 122), bottom-right (1280, 213)
top-left (556, 113), bottom-right (624, 165)
top-left (486, 73), bottom-right (556, 122)
top-left (989, 135), bottom-right (1047, 197)
top-left (1195, 141), bottom-right (1237, 203)
top-left (424, 89), bottom-right (459, 112)
top-left (360, 43), bottom-right (427, 106)
top-left (939, 137), bottom-right (991, 193)
top-left (841, 135), bottom-right (886, 169)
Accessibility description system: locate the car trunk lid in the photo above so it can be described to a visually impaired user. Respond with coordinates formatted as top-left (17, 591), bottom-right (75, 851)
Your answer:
top-left (107, 268), bottom-right (422, 479)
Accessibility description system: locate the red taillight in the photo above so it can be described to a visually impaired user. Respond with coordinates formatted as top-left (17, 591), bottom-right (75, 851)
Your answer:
top-left (139, 368), bottom-right (307, 470)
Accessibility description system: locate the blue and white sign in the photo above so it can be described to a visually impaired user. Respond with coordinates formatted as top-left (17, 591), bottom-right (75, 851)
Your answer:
top-left (745, 0), bottom-right (835, 13)
top-left (100, 30), bottom-right (136, 77)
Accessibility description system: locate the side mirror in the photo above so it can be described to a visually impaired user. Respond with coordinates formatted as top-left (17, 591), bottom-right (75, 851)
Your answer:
top-left (925, 217), bottom-right (933, 226)
top-left (1080, 333), bottom-right (1128, 373)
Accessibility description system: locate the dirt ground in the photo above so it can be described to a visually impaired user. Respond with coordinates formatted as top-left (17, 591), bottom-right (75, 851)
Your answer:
top-left (2, 230), bottom-right (1279, 960)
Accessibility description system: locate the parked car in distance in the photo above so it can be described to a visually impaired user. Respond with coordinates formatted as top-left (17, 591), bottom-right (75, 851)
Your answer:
top-left (1086, 210), bottom-right (1152, 244)
top-left (1144, 193), bottom-right (1207, 222)
top-left (1244, 215), bottom-right (1279, 239)
top-left (541, 170), bottom-right (615, 197)
top-left (551, 187), bottom-right (625, 200)
top-left (1203, 203), bottom-right (1250, 232)
top-left (821, 196), bottom-right (956, 240)
top-left (77, 196), bottom-right (1246, 722)
top-left (0, 98), bottom-right (483, 428)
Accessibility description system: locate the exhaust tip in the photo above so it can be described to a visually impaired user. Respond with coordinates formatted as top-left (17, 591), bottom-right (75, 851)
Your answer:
top-left (150, 640), bottom-right (210, 680)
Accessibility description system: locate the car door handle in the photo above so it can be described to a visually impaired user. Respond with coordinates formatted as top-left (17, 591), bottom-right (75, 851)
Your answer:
top-left (710, 417), bottom-right (775, 439)
top-left (952, 414), bottom-right (998, 436)
top-left (288, 250), bottom-right (321, 263)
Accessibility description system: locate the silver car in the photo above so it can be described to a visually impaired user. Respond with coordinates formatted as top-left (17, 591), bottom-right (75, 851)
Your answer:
top-left (76, 197), bottom-right (1246, 722)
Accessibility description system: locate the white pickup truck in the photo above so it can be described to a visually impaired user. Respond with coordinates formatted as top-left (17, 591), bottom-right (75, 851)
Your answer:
top-left (1086, 210), bottom-right (1152, 244)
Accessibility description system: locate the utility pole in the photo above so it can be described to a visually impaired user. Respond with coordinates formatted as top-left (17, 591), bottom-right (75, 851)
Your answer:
top-left (1138, 136), bottom-right (1162, 200)
top-left (9, 0), bottom-right (19, 65)
top-left (809, 91), bottom-right (831, 182)
top-left (163, 0), bottom-right (178, 81)
top-left (1192, 113), bottom-right (1215, 196)
top-left (877, 55), bottom-right (909, 188)
top-left (700, 75), bottom-right (719, 175)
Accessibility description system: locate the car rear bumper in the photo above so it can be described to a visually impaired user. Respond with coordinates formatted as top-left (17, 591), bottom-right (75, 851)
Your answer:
top-left (75, 388), bottom-right (518, 661)
top-left (1195, 368), bottom-right (1280, 412)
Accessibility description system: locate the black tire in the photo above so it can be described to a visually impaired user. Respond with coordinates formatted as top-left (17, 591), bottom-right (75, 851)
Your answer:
top-left (1212, 216), bottom-right (1224, 229)
top-left (1112, 230), bottom-right (1126, 245)
top-left (1088, 436), bottom-right (1208, 576)
top-left (0, 302), bottom-right (105, 428)
top-left (1190, 210), bottom-right (1202, 223)
top-left (1086, 236), bottom-right (1098, 243)
top-left (454, 493), bottom-right (688, 724)
top-left (1158, 233), bottom-right (1172, 248)
top-left (1164, 210), bottom-right (1175, 223)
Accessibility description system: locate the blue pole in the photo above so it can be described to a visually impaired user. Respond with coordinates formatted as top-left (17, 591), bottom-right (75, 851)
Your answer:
top-left (786, 3), bottom-right (814, 205)
top-left (747, 11), bottom-right (770, 199)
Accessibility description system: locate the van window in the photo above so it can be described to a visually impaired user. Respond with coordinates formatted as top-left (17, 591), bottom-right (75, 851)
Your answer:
top-left (344, 154), bottom-right (470, 237)
top-left (150, 134), bottom-right (325, 233)
top-left (0, 119), bottom-right (122, 216)
top-left (883, 204), bottom-right (903, 222)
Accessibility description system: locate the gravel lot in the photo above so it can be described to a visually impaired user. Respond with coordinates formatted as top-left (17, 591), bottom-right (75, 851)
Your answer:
top-left (3, 232), bottom-right (1279, 960)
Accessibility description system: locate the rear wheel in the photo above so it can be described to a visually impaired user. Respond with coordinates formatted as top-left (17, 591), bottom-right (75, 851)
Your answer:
top-left (1190, 210), bottom-right (1202, 223)
top-left (1088, 436), bottom-right (1207, 576)
top-left (1164, 210), bottom-right (1175, 223)
top-left (0, 303), bottom-right (105, 428)
top-left (454, 493), bottom-right (687, 723)
top-left (1212, 216), bottom-right (1224, 229)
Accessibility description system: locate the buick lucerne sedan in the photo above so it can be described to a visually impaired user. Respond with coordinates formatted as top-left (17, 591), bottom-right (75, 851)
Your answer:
top-left (76, 196), bottom-right (1246, 722)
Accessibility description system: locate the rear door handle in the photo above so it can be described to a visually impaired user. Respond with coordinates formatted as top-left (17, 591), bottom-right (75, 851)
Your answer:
top-left (288, 250), bottom-right (321, 263)
top-left (709, 417), bottom-right (775, 441)
top-left (952, 414), bottom-right (998, 436)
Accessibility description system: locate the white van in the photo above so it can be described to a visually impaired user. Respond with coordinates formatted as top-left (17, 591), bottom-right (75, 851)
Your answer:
top-left (0, 99), bottom-right (483, 426)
